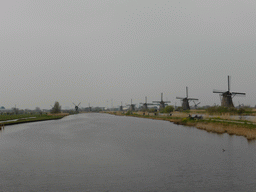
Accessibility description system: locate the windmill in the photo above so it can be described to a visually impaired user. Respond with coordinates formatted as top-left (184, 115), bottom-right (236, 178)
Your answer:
top-left (237, 101), bottom-right (244, 109)
top-left (153, 93), bottom-right (170, 110)
top-left (176, 87), bottom-right (198, 110)
top-left (126, 99), bottom-right (135, 111)
top-left (88, 103), bottom-right (92, 112)
top-left (13, 104), bottom-right (18, 115)
top-left (72, 102), bottom-right (81, 113)
top-left (119, 102), bottom-right (123, 111)
top-left (140, 96), bottom-right (154, 110)
top-left (193, 101), bottom-right (201, 109)
top-left (213, 76), bottom-right (245, 108)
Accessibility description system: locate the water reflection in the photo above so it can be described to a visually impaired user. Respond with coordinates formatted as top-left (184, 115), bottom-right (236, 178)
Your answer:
top-left (0, 113), bottom-right (255, 192)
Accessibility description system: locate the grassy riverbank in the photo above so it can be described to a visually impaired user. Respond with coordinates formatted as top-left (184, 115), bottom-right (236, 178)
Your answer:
top-left (106, 111), bottom-right (256, 140)
top-left (0, 113), bottom-right (69, 127)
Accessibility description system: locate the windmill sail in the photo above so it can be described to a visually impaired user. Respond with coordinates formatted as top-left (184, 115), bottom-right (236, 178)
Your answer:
top-left (231, 92), bottom-right (246, 95)
top-left (72, 102), bottom-right (81, 113)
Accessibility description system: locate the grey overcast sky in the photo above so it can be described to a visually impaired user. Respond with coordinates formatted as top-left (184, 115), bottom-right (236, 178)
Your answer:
top-left (1, 0), bottom-right (255, 109)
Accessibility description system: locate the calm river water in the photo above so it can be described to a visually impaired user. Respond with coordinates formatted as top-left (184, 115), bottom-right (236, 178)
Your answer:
top-left (0, 113), bottom-right (256, 191)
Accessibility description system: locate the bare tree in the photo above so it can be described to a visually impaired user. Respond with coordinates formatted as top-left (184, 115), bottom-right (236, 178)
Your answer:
top-left (51, 101), bottom-right (61, 113)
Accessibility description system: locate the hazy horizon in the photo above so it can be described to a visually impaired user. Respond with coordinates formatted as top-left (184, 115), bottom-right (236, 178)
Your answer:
top-left (1, 0), bottom-right (255, 110)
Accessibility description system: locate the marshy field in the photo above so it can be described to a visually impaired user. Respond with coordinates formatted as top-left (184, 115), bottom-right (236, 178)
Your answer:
top-left (107, 108), bottom-right (256, 140)
top-left (2, 108), bottom-right (256, 140)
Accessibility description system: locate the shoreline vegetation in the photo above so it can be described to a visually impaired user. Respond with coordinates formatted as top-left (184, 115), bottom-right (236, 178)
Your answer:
top-left (2, 109), bottom-right (256, 140)
top-left (0, 113), bottom-right (68, 129)
top-left (105, 111), bottom-right (256, 140)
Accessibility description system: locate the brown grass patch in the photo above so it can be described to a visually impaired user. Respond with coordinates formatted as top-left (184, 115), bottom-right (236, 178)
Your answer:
top-left (107, 111), bottom-right (256, 140)
top-left (195, 122), bottom-right (256, 140)
top-left (48, 113), bottom-right (69, 116)
top-left (172, 112), bottom-right (188, 118)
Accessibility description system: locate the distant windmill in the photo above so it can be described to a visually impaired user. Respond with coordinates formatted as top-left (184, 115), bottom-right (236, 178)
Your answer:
top-left (88, 103), bottom-right (92, 112)
top-left (13, 104), bottom-right (18, 115)
top-left (126, 99), bottom-right (135, 111)
top-left (176, 87), bottom-right (198, 110)
top-left (140, 96), bottom-right (154, 110)
top-left (213, 76), bottom-right (245, 108)
top-left (193, 101), bottom-right (201, 109)
top-left (72, 102), bottom-right (81, 113)
top-left (238, 101), bottom-right (244, 109)
top-left (153, 93), bottom-right (170, 110)
top-left (119, 102), bottom-right (123, 111)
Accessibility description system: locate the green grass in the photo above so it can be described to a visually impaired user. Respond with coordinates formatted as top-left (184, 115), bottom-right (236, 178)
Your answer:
top-left (0, 114), bottom-right (66, 125)
top-left (0, 114), bottom-right (40, 121)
